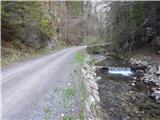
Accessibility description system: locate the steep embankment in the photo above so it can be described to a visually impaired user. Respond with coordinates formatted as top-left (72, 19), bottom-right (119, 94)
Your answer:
top-left (1, 1), bottom-right (66, 66)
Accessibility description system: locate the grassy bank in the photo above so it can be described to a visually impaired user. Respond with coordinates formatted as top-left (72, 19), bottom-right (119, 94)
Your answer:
top-left (1, 42), bottom-right (65, 67)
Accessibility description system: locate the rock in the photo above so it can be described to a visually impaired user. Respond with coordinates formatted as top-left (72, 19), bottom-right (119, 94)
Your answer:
top-left (88, 80), bottom-right (98, 90)
top-left (151, 88), bottom-right (160, 102)
top-left (157, 50), bottom-right (160, 54)
top-left (147, 65), bottom-right (153, 69)
top-left (88, 95), bottom-right (95, 105)
top-left (67, 83), bottom-right (71, 86)
top-left (82, 68), bottom-right (87, 75)
top-left (97, 76), bottom-right (101, 80)
top-left (94, 94), bottom-right (100, 102)
top-left (61, 113), bottom-right (65, 117)
top-left (141, 61), bottom-right (148, 66)
top-left (24, 27), bottom-right (50, 49)
top-left (132, 80), bottom-right (136, 83)
top-left (86, 73), bottom-right (94, 80)
top-left (46, 40), bottom-right (55, 49)
top-left (136, 69), bottom-right (144, 73)
top-left (149, 66), bottom-right (157, 74)
top-left (156, 66), bottom-right (160, 75)
top-left (133, 77), bottom-right (137, 80)
top-left (131, 83), bottom-right (135, 86)
top-left (140, 77), bottom-right (144, 81)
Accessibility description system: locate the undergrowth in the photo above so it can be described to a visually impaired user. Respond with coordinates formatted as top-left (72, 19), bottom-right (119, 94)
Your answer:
top-left (1, 42), bottom-right (54, 67)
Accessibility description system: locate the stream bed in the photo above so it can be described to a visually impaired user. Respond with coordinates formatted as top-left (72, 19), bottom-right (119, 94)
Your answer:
top-left (95, 55), bottom-right (160, 120)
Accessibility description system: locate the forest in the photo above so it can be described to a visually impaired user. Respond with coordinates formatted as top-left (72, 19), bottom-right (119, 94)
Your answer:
top-left (1, 1), bottom-right (98, 65)
top-left (103, 1), bottom-right (160, 53)
top-left (1, 1), bottom-right (160, 120)
top-left (1, 1), bottom-right (160, 66)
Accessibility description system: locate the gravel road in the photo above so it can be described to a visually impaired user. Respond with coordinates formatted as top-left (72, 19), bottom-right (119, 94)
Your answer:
top-left (2, 46), bottom-right (86, 120)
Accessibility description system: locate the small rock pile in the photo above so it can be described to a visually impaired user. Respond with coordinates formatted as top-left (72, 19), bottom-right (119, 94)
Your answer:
top-left (130, 57), bottom-right (160, 102)
top-left (81, 56), bottom-right (103, 120)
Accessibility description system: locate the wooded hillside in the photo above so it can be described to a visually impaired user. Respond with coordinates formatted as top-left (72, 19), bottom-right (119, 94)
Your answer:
top-left (1, 1), bottom-right (99, 49)
top-left (1, 1), bottom-right (160, 65)
top-left (99, 1), bottom-right (160, 53)
top-left (1, 1), bottom-right (99, 65)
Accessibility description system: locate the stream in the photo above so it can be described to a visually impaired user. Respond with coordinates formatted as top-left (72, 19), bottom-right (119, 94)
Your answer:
top-left (95, 55), bottom-right (160, 120)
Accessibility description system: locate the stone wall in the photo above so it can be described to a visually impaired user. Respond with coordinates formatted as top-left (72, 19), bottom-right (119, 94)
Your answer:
top-left (81, 55), bottom-right (104, 120)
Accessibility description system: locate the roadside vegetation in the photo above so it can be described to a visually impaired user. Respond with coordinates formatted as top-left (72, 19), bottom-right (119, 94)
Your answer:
top-left (64, 86), bottom-right (76, 98)
top-left (1, 1), bottom-right (99, 67)
top-left (74, 51), bottom-right (87, 120)
top-left (1, 44), bottom-right (56, 67)
top-left (74, 51), bottom-right (86, 65)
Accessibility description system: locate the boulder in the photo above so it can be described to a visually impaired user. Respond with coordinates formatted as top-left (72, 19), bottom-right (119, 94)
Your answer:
top-left (24, 27), bottom-right (50, 49)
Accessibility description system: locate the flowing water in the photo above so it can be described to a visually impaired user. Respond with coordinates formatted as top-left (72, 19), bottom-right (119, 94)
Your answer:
top-left (108, 67), bottom-right (133, 76)
top-left (96, 55), bottom-right (160, 120)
